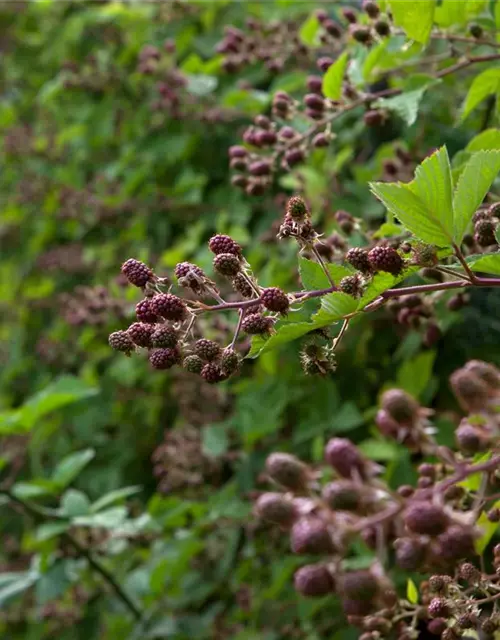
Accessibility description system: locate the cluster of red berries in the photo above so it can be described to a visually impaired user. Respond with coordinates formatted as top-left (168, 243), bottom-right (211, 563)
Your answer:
top-left (254, 359), bottom-right (500, 638)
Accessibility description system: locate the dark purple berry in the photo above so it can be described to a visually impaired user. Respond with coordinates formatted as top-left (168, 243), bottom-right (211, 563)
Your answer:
top-left (109, 330), bottom-right (134, 355)
top-left (381, 389), bottom-right (419, 424)
top-left (249, 160), bottom-right (272, 176)
top-left (127, 322), bottom-right (155, 347)
top-left (374, 19), bottom-right (390, 36)
top-left (220, 348), bottom-right (240, 376)
top-left (350, 24), bottom-right (372, 43)
top-left (339, 275), bottom-right (362, 297)
top-left (285, 148), bottom-right (305, 167)
top-left (404, 502), bottom-right (448, 536)
top-left (121, 258), bottom-right (154, 287)
top-left (266, 452), bottom-right (308, 490)
top-left (317, 56), bottom-right (333, 72)
top-left (323, 18), bottom-right (342, 38)
top-left (208, 234), bottom-right (242, 257)
top-left (261, 287), bottom-right (289, 314)
top-left (255, 492), bottom-right (297, 527)
top-left (232, 273), bottom-right (253, 298)
top-left (151, 326), bottom-right (178, 349)
top-left (362, 0), bottom-right (380, 18)
top-left (339, 571), bottom-right (379, 600)
top-left (474, 218), bottom-right (496, 246)
top-left (325, 438), bottom-right (367, 479)
top-left (469, 22), bottom-right (483, 38)
top-left (242, 313), bottom-right (274, 335)
top-left (151, 293), bottom-right (187, 321)
top-left (368, 246), bottom-right (404, 275)
top-left (291, 517), bottom-right (335, 554)
top-left (193, 338), bottom-right (221, 362)
top-left (322, 481), bottom-right (362, 512)
top-left (200, 362), bottom-right (224, 384)
top-left (136, 298), bottom-right (159, 323)
top-left (228, 145), bottom-right (248, 159)
top-left (342, 7), bottom-right (357, 23)
top-left (364, 110), bottom-right (385, 127)
top-left (346, 247), bottom-right (371, 273)
top-left (394, 537), bottom-right (426, 570)
top-left (306, 75), bottom-right (323, 94)
top-left (213, 253), bottom-right (241, 277)
top-left (312, 133), bottom-right (329, 148)
top-left (149, 347), bottom-right (181, 370)
top-left (428, 597), bottom-right (450, 619)
top-left (304, 93), bottom-right (324, 111)
top-left (427, 619), bottom-right (447, 635)
top-left (294, 564), bottom-right (335, 597)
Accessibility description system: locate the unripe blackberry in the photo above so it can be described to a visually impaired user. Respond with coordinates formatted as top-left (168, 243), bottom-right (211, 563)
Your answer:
top-left (474, 218), bottom-right (496, 246)
top-left (342, 7), bottom-right (357, 23)
top-left (455, 422), bottom-right (486, 454)
top-left (325, 438), bottom-right (367, 479)
top-left (242, 313), bottom-right (274, 335)
top-left (346, 247), bottom-right (371, 273)
top-left (194, 338), bottom-right (221, 362)
top-left (394, 537), bottom-right (426, 571)
top-left (427, 619), bottom-right (447, 636)
top-left (231, 174), bottom-right (248, 189)
top-left (255, 492), bottom-right (297, 527)
top-left (487, 507), bottom-right (500, 522)
top-left (457, 614), bottom-right (475, 629)
top-left (465, 359), bottom-right (500, 388)
top-left (151, 293), bottom-right (187, 321)
top-left (469, 22), bottom-right (483, 38)
top-left (174, 262), bottom-right (205, 289)
top-left (322, 480), bottom-right (362, 512)
top-left (200, 362), bottom-right (223, 384)
top-left (149, 347), bottom-right (181, 370)
top-left (429, 575), bottom-right (450, 593)
top-left (342, 598), bottom-right (374, 617)
top-left (136, 298), bottom-right (159, 323)
top-left (261, 287), bottom-right (289, 314)
top-left (109, 330), bottom-right (134, 355)
top-left (306, 75), bottom-right (323, 94)
top-left (278, 126), bottom-right (296, 140)
top-left (450, 369), bottom-right (491, 412)
top-left (340, 570), bottom-right (378, 600)
top-left (368, 246), bottom-right (404, 275)
top-left (294, 564), bottom-right (335, 597)
top-left (350, 24), bottom-right (372, 43)
top-left (266, 452), bottom-right (308, 490)
top-left (481, 618), bottom-right (498, 635)
top-left (304, 93), bottom-right (324, 111)
top-left (232, 273), bottom-right (253, 298)
top-left (428, 597), bottom-right (450, 619)
top-left (362, 0), bottom-right (380, 18)
top-left (246, 180), bottom-right (268, 196)
top-left (339, 275), bottom-right (362, 297)
top-left (323, 18), bottom-right (342, 38)
top-left (381, 388), bottom-right (419, 424)
top-left (213, 253), bottom-right (241, 277)
top-left (404, 502), bottom-right (448, 536)
top-left (249, 160), bottom-right (272, 176)
top-left (121, 258), bottom-right (154, 287)
top-left (228, 145), bottom-right (248, 159)
top-left (286, 196), bottom-right (309, 221)
top-left (255, 130), bottom-right (277, 146)
top-left (220, 348), bottom-right (240, 376)
top-left (208, 234), bottom-right (242, 257)
top-left (312, 132), bottom-right (329, 148)
top-left (317, 56), bottom-right (333, 72)
top-left (436, 525), bottom-right (475, 562)
top-left (383, 159), bottom-right (399, 176)
top-left (291, 517), bottom-right (335, 554)
top-left (183, 354), bottom-right (204, 374)
top-left (127, 322), bottom-right (155, 348)
top-left (447, 294), bottom-right (466, 311)
top-left (364, 110), bottom-right (385, 127)
top-left (374, 19), bottom-right (390, 36)
top-left (285, 148), bottom-right (305, 167)
top-left (459, 562), bottom-right (480, 583)
top-left (230, 157), bottom-right (247, 171)
top-left (151, 326), bottom-right (178, 349)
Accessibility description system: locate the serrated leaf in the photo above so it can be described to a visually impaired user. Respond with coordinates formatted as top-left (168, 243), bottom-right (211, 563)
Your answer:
top-left (466, 128), bottom-right (500, 152)
top-left (435, 0), bottom-right (486, 27)
top-left (375, 79), bottom-right (439, 126)
top-left (362, 41), bottom-right (388, 81)
top-left (452, 150), bottom-right (500, 243)
top-left (356, 267), bottom-right (419, 310)
top-left (52, 449), bottom-right (95, 488)
top-left (467, 253), bottom-right (500, 275)
top-left (322, 52), bottom-right (348, 100)
top-left (406, 578), bottom-right (419, 604)
top-left (299, 13), bottom-right (320, 46)
top-left (247, 322), bottom-right (320, 359)
top-left (388, 0), bottom-right (436, 44)
top-left (461, 68), bottom-right (500, 121)
top-left (312, 292), bottom-right (358, 325)
top-left (298, 257), bottom-right (353, 290)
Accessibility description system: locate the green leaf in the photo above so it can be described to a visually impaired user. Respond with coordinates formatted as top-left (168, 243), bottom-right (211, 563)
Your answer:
top-left (359, 439), bottom-right (400, 461)
top-left (371, 148), bottom-right (455, 246)
top-left (35, 562), bottom-right (71, 606)
top-left (406, 578), bottom-right (419, 604)
top-left (298, 257), bottom-right (353, 290)
top-left (312, 292), bottom-right (358, 326)
top-left (435, 0), bottom-right (486, 27)
top-left (247, 322), bottom-right (320, 359)
top-left (299, 13), bottom-right (320, 46)
top-left (36, 522), bottom-right (70, 542)
top-left (362, 41), bottom-right (388, 81)
top-left (322, 52), bottom-right (348, 100)
top-left (396, 351), bottom-right (436, 398)
top-left (375, 77), bottom-right (439, 126)
top-left (60, 489), bottom-right (91, 517)
top-left (73, 507), bottom-right (127, 529)
top-left (202, 424), bottom-right (229, 457)
top-left (388, 0), bottom-right (436, 44)
top-left (52, 449), bottom-right (95, 488)
top-left (467, 253), bottom-right (500, 275)
top-left (452, 150), bottom-right (500, 243)
top-left (466, 128), bottom-right (500, 152)
top-left (475, 500), bottom-right (499, 554)
top-left (90, 486), bottom-right (142, 513)
top-left (185, 74), bottom-right (217, 97)
top-left (461, 68), bottom-right (500, 121)
top-left (0, 571), bottom-right (39, 606)
top-left (11, 480), bottom-right (59, 499)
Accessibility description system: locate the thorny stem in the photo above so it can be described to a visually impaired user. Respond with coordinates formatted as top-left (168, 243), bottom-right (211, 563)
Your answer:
top-left (1, 489), bottom-right (143, 621)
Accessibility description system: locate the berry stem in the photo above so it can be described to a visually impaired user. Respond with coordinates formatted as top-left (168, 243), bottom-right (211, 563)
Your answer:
top-left (230, 309), bottom-right (244, 348)
top-left (436, 454), bottom-right (500, 494)
top-left (452, 242), bottom-right (478, 283)
top-left (311, 245), bottom-right (337, 288)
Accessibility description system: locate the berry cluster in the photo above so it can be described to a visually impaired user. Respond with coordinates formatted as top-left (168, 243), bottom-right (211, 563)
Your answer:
top-left (255, 360), bottom-right (500, 639)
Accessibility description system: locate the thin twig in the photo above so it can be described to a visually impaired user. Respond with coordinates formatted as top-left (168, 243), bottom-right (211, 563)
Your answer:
top-left (452, 242), bottom-right (478, 283)
top-left (230, 309), bottom-right (244, 348)
top-left (311, 245), bottom-right (337, 288)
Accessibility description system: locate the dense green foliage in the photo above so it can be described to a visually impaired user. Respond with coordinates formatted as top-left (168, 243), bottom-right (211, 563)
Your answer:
top-left (1, 1), bottom-right (500, 639)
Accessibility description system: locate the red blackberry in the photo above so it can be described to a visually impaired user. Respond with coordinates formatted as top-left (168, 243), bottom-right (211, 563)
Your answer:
top-left (127, 322), bottom-right (155, 348)
top-left (404, 502), bottom-right (448, 536)
top-left (249, 160), bottom-right (272, 176)
top-left (151, 326), bottom-right (178, 349)
top-left (201, 362), bottom-right (223, 384)
top-left (342, 7), bottom-right (357, 23)
top-left (428, 598), bottom-right (450, 619)
top-left (325, 438), bottom-right (367, 479)
top-left (261, 287), bottom-right (289, 314)
top-left (108, 330), bottom-right (134, 355)
top-left (149, 347), bottom-right (181, 370)
top-left (306, 75), bottom-right (323, 94)
top-left (228, 145), bottom-right (247, 158)
top-left (174, 262), bottom-right (205, 289)
top-left (362, 0), bottom-right (380, 17)
top-left (456, 422), bottom-right (486, 454)
top-left (436, 525), bottom-right (475, 562)
top-left (220, 348), bottom-right (240, 376)
top-left (350, 24), bottom-right (372, 43)
top-left (322, 481), bottom-right (362, 512)
top-left (136, 298), bottom-right (159, 323)
top-left (339, 571), bottom-right (379, 600)
top-left (394, 537), bottom-right (426, 571)
top-left (294, 564), bottom-right (335, 597)
top-left (345, 247), bottom-right (371, 273)
top-left (291, 518), bottom-right (335, 555)
top-left (232, 273), bottom-right (253, 298)
top-left (381, 389), bottom-right (419, 424)
top-left (255, 492), bottom-right (297, 527)
top-left (285, 148), bottom-right (305, 167)
top-left (368, 246), bottom-right (404, 275)
top-left (304, 94), bottom-right (325, 111)
top-left (194, 339), bottom-right (221, 362)
top-left (266, 452), bottom-right (308, 490)
top-left (213, 253), bottom-right (241, 277)
top-left (121, 258), bottom-right (154, 287)
top-left (339, 275), bottom-right (362, 297)
top-left (151, 293), bottom-right (187, 321)
top-left (242, 313), bottom-right (274, 335)
top-left (183, 354), bottom-right (204, 374)
top-left (208, 234), bottom-right (242, 257)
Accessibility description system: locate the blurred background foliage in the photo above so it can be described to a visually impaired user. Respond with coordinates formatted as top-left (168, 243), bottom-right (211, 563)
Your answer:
top-left (0, 1), bottom-right (499, 638)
